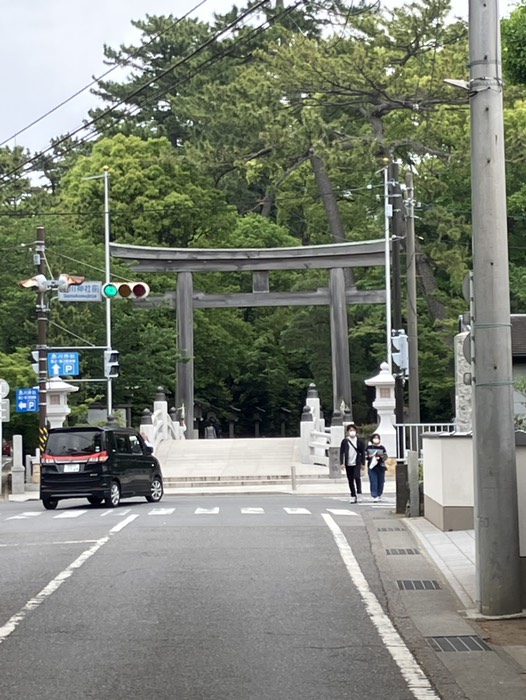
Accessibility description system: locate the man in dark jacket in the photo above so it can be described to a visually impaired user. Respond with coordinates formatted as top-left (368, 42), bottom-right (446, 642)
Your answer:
top-left (339, 423), bottom-right (366, 503)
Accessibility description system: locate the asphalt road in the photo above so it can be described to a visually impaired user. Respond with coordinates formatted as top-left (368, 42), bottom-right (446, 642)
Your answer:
top-left (0, 495), bottom-right (439, 699)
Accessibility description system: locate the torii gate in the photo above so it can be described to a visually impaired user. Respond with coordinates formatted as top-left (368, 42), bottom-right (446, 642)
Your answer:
top-left (111, 239), bottom-right (386, 437)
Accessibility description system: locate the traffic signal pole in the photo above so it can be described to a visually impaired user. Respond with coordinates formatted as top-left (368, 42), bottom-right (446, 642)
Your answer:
top-left (35, 226), bottom-right (48, 453)
top-left (103, 167), bottom-right (113, 418)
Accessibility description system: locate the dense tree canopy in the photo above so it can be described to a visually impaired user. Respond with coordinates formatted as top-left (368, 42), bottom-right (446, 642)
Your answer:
top-left (2, 0), bottom-right (526, 445)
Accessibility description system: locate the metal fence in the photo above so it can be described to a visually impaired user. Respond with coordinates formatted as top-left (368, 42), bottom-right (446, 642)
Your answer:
top-left (395, 423), bottom-right (457, 460)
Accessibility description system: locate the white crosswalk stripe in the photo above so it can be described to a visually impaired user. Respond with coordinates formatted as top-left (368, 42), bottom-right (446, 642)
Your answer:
top-left (100, 508), bottom-right (131, 517)
top-left (148, 508), bottom-right (175, 516)
top-left (3, 502), bottom-right (393, 522)
top-left (241, 507), bottom-right (264, 514)
top-left (194, 507), bottom-right (219, 515)
top-left (283, 507), bottom-right (311, 514)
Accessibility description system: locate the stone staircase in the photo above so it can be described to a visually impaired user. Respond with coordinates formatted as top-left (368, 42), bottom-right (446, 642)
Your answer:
top-left (155, 437), bottom-right (336, 489)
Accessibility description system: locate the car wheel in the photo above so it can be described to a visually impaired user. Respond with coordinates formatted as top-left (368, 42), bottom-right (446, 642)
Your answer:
top-left (105, 481), bottom-right (121, 508)
top-left (87, 496), bottom-right (103, 506)
top-left (42, 497), bottom-right (58, 510)
top-left (146, 476), bottom-right (163, 503)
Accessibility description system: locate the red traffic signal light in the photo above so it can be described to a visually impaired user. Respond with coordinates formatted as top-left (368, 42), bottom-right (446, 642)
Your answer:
top-left (102, 282), bottom-right (150, 300)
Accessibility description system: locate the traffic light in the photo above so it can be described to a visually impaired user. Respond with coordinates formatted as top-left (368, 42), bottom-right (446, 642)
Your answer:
top-left (104, 349), bottom-right (120, 379)
top-left (102, 282), bottom-right (150, 300)
top-left (392, 329), bottom-right (409, 376)
top-left (57, 274), bottom-right (85, 292)
top-left (18, 274), bottom-right (48, 291)
top-left (31, 350), bottom-right (39, 375)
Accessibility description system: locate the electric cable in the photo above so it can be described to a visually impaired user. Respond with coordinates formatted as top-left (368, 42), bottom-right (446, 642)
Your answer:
top-left (0, 0), bottom-right (273, 186)
top-left (0, 0), bottom-right (208, 149)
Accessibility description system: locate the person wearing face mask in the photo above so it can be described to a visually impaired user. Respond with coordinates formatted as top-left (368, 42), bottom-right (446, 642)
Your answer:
top-left (366, 432), bottom-right (388, 502)
top-left (339, 423), bottom-right (366, 504)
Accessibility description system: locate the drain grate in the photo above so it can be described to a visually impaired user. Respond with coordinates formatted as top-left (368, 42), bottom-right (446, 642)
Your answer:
top-left (386, 548), bottom-right (420, 555)
top-left (427, 635), bottom-right (491, 652)
top-left (397, 580), bottom-right (441, 591)
top-left (377, 527), bottom-right (405, 532)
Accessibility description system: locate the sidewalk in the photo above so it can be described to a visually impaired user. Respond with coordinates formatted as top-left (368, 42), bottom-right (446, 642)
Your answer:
top-left (404, 517), bottom-right (526, 668)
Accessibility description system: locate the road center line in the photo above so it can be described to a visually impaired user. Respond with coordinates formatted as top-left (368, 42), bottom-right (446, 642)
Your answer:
top-left (322, 514), bottom-right (439, 700)
top-left (0, 513), bottom-right (138, 645)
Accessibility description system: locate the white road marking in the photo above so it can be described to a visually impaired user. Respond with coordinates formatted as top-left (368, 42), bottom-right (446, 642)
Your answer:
top-left (109, 514), bottom-right (139, 533)
top-left (0, 513), bottom-right (138, 645)
top-left (241, 507), bottom-right (264, 514)
top-left (100, 508), bottom-right (131, 517)
top-left (54, 510), bottom-right (88, 519)
top-left (0, 540), bottom-right (99, 548)
top-left (322, 514), bottom-right (439, 700)
top-left (326, 509), bottom-right (359, 517)
top-left (0, 536), bottom-right (109, 646)
top-left (148, 508), bottom-right (175, 516)
top-left (194, 507), bottom-right (219, 515)
top-left (284, 508), bottom-right (311, 514)
top-left (6, 512), bottom-right (42, 520)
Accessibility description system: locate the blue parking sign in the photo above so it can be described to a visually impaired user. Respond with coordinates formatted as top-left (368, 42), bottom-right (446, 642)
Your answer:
top-left (48, 352), bottom-right (80, 377)
top-left (16, 388), bottom-right (39, 413)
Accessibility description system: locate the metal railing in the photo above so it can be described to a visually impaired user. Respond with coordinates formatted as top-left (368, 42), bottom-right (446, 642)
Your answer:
top-left (395, 422), bottom-right (457, 460)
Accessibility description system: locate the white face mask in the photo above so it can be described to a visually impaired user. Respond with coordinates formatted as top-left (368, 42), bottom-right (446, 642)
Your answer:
top-left (348, 431), bottom-right (356, 438)
top-left (372, 438), bottom-right (380, 445)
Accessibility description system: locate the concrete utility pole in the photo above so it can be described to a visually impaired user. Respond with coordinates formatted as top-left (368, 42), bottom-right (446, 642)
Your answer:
top-left (404, 172), bottom-right (420, 423)
top-left (35, 226), bottom-right (48, 453)
top-left (469, 0), bottom-right (522, 615)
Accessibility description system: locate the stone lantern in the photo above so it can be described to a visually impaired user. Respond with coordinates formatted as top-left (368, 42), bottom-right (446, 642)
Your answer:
top-left (46, 376), bottom-right (79, 428)
top-left (364, 362), bottom-right (396, 457)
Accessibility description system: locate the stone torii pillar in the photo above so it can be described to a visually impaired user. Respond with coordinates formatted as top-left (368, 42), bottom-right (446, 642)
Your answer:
top-left (329, 268), bottom-right (352, 413)
top-left (175, 272), bottom-right (194, 438)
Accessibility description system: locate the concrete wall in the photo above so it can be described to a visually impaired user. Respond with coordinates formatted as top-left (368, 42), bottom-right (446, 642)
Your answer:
top-left (423, 432), bottom-right (526, 559)
top-left (422, 434), bottom-right (474, 531)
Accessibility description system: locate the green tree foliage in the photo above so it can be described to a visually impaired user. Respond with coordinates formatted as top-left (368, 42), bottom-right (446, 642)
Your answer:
top-left (4, 1), bottom-right (526, 432)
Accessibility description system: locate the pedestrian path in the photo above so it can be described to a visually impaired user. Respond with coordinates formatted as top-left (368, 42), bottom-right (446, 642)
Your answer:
top-left (405, 517), bottom-right (477, 609)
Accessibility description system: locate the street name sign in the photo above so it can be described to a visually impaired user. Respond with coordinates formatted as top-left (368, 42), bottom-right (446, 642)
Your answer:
top-left (58, 281), bottom-right (102, 302)
top-left (16, 388), bottom-right (39, 413)
top-left (48, 352), bottom-right (80, 377)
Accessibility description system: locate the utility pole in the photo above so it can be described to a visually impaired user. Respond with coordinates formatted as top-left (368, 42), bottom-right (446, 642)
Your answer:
top-left (388, 162), bottom-right (405, 429)
top-left (35, 226), bottom-right (48, 453)
top-left (469, 0), bottom-right (521, 615)
top-left (404, 172), bottom-right (420, 423)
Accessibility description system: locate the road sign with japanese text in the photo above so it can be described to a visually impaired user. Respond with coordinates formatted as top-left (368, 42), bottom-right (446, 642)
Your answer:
top-left (16, 388), bottom-right (39, 413)
top-left (48, 352), bottom-right (80, 377)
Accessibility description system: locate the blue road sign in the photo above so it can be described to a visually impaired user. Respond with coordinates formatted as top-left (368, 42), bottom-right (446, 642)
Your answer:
top-left (48, 352), bottom-right (80, 377)
top-left (16, 388), bottom-right (39, 413)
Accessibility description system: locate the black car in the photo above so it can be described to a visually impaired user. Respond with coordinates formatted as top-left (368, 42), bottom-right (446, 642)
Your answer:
top-left (40, 426), bottom-right (163, 510)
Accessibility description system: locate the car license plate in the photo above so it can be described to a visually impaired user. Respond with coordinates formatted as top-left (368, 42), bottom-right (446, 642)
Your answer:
top-left (63, 464), bottom-right (80, 473)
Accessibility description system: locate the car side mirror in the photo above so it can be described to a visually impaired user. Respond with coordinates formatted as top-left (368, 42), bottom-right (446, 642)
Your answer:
top-left (145, 445), bottom-right (154, 455)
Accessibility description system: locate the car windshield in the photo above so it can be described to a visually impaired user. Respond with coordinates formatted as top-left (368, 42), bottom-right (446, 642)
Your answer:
top-left (46, 431), bottom-right (103, 457)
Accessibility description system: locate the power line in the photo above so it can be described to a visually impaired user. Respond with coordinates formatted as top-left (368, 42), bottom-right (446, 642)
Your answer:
top-left (0, 0), bottom-right (208, 149)
top-left (0, 0), bottom-right (273, 187)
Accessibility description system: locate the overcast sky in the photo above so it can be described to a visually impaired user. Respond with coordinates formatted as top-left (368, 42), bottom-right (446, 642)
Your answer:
top-left (0, 0), bottom-right (514, 155)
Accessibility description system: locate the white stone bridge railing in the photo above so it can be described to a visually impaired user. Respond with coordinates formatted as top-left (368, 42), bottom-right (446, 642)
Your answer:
top-left (140, 387), bottom-right (186, 452)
